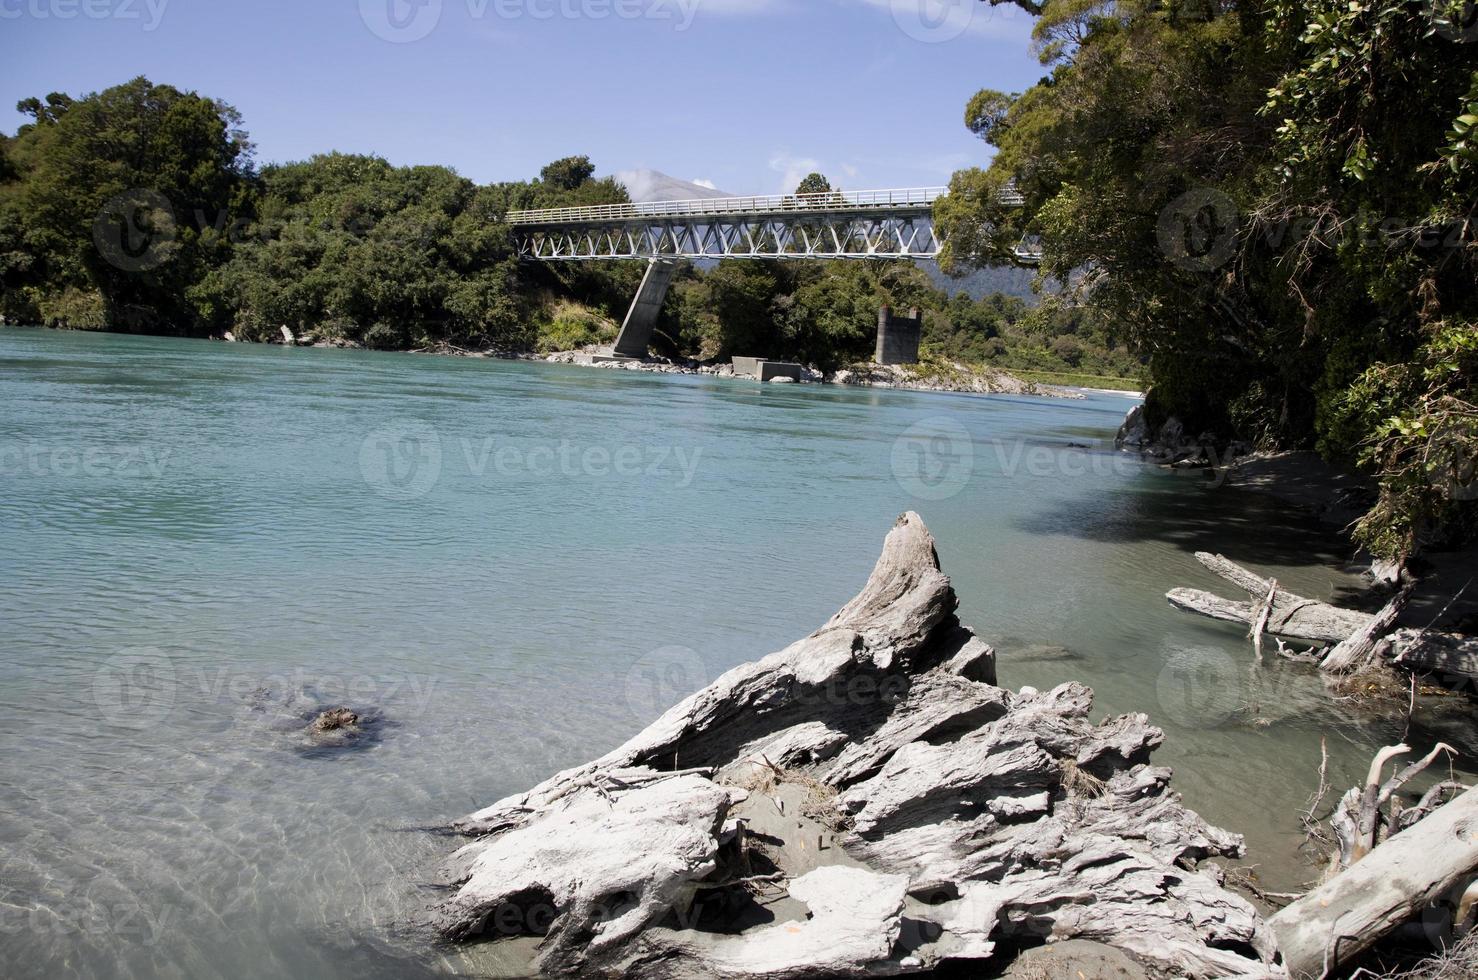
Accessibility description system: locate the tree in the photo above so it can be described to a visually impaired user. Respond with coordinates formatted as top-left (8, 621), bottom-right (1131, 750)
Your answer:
top-left (795, 172), bottom-right (833, 196)
top-left (964, 89), bottom-right (1014, 145)
top-left (14, 93), bottom-right (74, 128)
top-left (1050, 334), bottom-right (1084, 367)
top-left (15, 77), bottom-right (254, 332)
top-left (938, 0), bottom-right (1477, 558)
top-left (539, 155), bottom-right (597, 192)
top-left (198, 153), bottom-right (527, 348)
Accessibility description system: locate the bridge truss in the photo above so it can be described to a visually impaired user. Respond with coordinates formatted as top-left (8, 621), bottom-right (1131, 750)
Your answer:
top-left (507, 188), bottom-right (948, 261)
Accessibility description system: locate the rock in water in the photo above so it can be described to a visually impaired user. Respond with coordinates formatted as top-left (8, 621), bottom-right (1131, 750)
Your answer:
top-left (433, 514), bottom-right (1281, 978)
top-left (310, 707), bottom-right (359, 733)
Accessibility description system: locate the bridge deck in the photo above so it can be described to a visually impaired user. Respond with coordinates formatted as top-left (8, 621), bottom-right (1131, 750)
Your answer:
top-left (506, 187), bottom-right (947, 227)
top-left (504, 184), bottom-right (1032, 262)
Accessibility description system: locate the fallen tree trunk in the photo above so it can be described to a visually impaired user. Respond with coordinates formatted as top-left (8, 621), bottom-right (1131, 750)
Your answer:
top-left (1169, 554), bottom-right (1375, 642)
top-left (1390, 628), bottom-right (1478, 681)
top-left (1321, 587), bottom-right (1413, 674)
top-left (1271, 785), bottom-right (1478, 979)
top-left (1166, 588), bottom-right (1369, 644)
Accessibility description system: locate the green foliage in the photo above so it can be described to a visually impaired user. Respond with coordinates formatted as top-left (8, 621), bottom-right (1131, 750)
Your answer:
top-left (965, 89), bottom-right (1015, 145)
top-left (35, 286), bottom-right (106, 329)
top-left (539, 155), bottom-right (597, 191)
top-left (536, 302), bottom-right (618, 353)
top-left (940, 0), bottom-right (1478, 558)
top-left (194, 153), bottom-right (531, 348)
top-left (0, 82), bottom-right (629, 349)
top-left (3, 76), bottom-right (253, 333)
top-left (1327, 322), bottom-right (1478, 557)
top-left (794, 172), bottom-right (833, 196)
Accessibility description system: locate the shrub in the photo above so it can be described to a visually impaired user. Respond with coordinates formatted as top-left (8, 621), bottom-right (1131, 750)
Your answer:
top-left (535, 303), bottom-right (617, 353)
top-left (37, 288), bottom-right (106, 329)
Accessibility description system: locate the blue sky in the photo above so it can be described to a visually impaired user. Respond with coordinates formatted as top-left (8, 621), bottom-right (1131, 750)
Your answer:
top-left (1, 0), bottom-right (1043, 193)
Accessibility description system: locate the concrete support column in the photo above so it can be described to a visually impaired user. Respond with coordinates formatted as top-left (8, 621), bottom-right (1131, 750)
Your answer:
top-left (875, 305), bottom-right (923, 365)
top-left (612, 258), bottom-right (679, 358)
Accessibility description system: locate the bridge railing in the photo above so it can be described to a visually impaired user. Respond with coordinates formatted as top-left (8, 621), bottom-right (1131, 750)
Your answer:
top-left (506, 187), bottom-right (948, 226)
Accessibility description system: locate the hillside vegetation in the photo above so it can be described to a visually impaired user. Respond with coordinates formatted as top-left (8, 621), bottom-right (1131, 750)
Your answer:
top-left (936, 0), bottom-right (1476, 558)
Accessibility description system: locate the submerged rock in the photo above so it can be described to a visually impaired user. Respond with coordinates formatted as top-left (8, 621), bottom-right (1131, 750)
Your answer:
top-left (432, 514), bottom-right (1281, 978)
top-left (231, 688), bottom-right (385, 754)
top-left (310, 707), bottom-right (359, 733)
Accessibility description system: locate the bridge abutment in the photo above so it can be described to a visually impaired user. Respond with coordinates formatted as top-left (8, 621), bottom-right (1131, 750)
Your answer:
top-left (612, 258), bottom-right (679, 358)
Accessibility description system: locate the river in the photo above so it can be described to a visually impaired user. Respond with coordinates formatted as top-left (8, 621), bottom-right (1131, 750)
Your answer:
top-left (1, 327), bottom-right (1473, 979)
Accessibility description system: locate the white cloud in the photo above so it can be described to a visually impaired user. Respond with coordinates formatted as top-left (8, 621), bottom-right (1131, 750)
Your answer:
top-left (768, 151), bottom-right (824, 193)
top-left (654, 0), bottom-right (1030, 42)
top-left (691, 178), bottom-right (718, 190)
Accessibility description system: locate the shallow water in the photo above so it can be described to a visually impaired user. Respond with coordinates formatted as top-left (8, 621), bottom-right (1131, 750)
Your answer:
top-left (1, 327), bottom-right (1473, 979)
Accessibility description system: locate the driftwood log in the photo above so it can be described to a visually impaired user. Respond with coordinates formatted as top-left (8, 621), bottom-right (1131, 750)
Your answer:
top-left (1321, 587), bottom-right (1413, 674)
top-left (1272, 783), bottom-right (1478, 978)
top-left (1168, 554), bottom-right (1374, 643)
top-left (1168, 553), bottom-right (1478, 683)
top-left (432, 515), bottom-right (1281, 978)
top-left (1390, 628), bottom-right (1478, 682)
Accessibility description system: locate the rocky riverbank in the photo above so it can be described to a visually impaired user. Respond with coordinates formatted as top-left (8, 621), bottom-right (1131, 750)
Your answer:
top-left (208, 328), bottom-right (1084, 399)
top-left (430, 514), bottom-right (1279, 978)
top-left (539, 347), bottom-right (1085, 399)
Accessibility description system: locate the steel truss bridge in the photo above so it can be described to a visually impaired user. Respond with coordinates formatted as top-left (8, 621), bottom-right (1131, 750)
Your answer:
top-left (506, 187), bottom-right (983, 262)
top-left (504, 185), bottom-right (1037, 357)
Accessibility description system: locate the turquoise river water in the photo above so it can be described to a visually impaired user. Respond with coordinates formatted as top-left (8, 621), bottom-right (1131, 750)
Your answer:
top-left (1, 327), bottom-right (1474, 979)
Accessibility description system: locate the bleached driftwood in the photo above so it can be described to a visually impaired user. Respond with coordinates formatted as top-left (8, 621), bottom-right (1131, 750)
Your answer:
top-left (1272, 784), bottom-right (1478, 979)
top-left (1389, 628), bottom-right (1478, 681)
top-left (1321, 586), bottom-right (1413, 674)
top-left (1165, 554), bottom-right (1478, 681)
top-left (1324, 742), bottom-right (1462, 869)
top-left (1168, 554), bottom-right (1374, 643)
top-left (433, 515), bottom-right (1281, 979)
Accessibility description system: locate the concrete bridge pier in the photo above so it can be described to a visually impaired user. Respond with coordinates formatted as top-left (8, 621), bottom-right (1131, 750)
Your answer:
top-left (875, 306), bottom-right (923, 365)
top-left (612, 258), bottom-right (679, 358)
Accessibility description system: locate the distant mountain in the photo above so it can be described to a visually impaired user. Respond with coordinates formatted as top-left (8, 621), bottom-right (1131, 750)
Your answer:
top-left (614, 169), bottom-right (734, 203)
top-left (924, 261), bottom-right (1047, 305)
